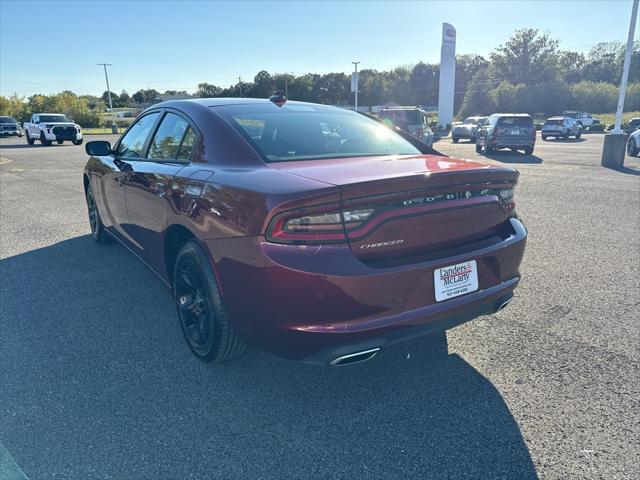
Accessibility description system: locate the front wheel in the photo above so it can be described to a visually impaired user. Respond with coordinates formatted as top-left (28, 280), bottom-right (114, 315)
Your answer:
top-left (73, 139), bottom-right (83, 145)
top-left (25, 132), bottom-right (35, 145)
top-left (86, 183), bottom-right (111, 244)
top-left (628, 138), bottom-right (638, 156)
top-left (56, 140), bottom-right (64, 145)
top-left (541, 135), bottom-right (547, 141)
top-left (452, 137), bottom-right (459, 143)
top-left (40, 132), bottom-right (51, 146)
top-left (174, 241), bottom-right (245, 362)
top-left (475, 143), bottom-right (482, 153)
top-left (575, 131), bottom-right (582, 139)
top-left (523, 146), bottom-right (534, 155)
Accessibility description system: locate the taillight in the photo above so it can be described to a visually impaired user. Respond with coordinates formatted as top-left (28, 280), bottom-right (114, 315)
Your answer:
top-left (267, 207), bottom-right (375, 244)
top-left (531, 128), bottom-right (536, 141)
top-left (418, 128), bottom-right (424, 138)
top-left (492, 128), bottom-right (498, 144)
top-left (498, 188), bottom-right (516, 215)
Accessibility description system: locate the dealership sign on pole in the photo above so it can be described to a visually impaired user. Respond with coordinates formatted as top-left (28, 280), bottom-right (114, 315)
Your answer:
top-left (437, 23), bottom-right (456, 128)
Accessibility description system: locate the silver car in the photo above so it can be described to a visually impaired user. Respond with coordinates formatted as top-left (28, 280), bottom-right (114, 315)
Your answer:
top-left (452, 116), bottom-right (488, 143)
top-left (541, 116), bottom-right (582, 140)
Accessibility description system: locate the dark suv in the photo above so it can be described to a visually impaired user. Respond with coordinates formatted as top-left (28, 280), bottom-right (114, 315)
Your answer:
top-left (476, 114), bottom-right (536, 155)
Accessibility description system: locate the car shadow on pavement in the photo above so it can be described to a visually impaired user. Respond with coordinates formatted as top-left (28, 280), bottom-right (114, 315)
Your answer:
top-left (478, 151), bottom-right (543, 164)
top-left (0, 236), bottom-right (538, 479)
top-left (540, 138), bottom-right (586, 143)
top-left (604, 165), bottom-right (640, 176)
top-left (0, 143), bottom-right (69, 149)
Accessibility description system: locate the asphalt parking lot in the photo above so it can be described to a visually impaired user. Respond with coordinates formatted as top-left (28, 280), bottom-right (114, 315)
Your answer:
top-left (1, 133), bottom-right (639, 479)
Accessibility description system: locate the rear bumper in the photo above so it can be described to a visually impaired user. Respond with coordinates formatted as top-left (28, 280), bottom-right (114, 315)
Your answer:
top-left (452, 130), bottom-right (476, 139)
top-left (304, 288), bottom-right (515, 365)
top-left (208, 218), bottom-right (527, 361)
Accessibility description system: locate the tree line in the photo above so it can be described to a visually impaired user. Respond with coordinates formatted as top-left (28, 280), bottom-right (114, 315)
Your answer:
top-left (1, 29), bottom-right (638, 127)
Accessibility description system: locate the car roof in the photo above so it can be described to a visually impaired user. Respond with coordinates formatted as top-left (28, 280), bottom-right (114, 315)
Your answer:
top-left (546, 116), bottom-right (566, 120)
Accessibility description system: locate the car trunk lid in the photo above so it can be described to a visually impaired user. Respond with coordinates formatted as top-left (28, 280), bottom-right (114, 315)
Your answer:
top-left (270, 154), bottom-right (518, 262)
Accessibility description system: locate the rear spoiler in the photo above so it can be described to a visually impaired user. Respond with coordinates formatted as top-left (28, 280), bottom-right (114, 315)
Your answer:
top-left (356, 111), bottom-right (444, 157)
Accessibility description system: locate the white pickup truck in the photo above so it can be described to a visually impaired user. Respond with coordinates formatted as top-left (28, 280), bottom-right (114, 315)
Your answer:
top-left (24, 113), bottom-right (83, 146)
top-left (561, 111), bottom-right (601, 128)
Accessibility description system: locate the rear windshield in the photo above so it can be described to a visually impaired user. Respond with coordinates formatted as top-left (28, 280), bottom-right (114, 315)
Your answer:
top-left (217, 103), bottom-right (421, 162)
top-left (379, 109), bottom-right (422, 125)
top-left (544, 119), bottom-right (563, 125)
top-left (39, 115), bottom-right (68, 123)
top-left (497, 117), bottom-right (533, 127)
top-left (0, 117), bottom-right (17, 123)
top-left (463, 117), bottom-right (481, 125)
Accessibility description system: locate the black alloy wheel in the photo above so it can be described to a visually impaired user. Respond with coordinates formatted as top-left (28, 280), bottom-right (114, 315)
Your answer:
top-left (86, 184), bottom-right (111, 244)
top-left (174, 241), bottom-right (245, 362)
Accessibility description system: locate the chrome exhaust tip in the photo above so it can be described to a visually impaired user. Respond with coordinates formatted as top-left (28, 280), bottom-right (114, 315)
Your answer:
top-left (496, 297), bottom-right (513, 312)
top-left (329, 348), bottom-right (380, 366)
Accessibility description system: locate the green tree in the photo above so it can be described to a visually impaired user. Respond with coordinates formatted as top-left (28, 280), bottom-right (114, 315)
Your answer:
top-left (491, 28), bottom-right (560, 85)
top-left (196, 83), bottom-right (222, 97)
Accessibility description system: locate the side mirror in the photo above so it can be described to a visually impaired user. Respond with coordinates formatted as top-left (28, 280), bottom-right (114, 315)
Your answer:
top-left (85, 140), bottom-right (112, 156)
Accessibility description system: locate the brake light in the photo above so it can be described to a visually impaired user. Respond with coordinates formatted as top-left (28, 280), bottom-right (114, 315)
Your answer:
top-left (267, 208), bottom-right (375, 244)
top-left (492, 128), bottom-right (499, 144)
top-left (498, 188), bottom-right (516, 214)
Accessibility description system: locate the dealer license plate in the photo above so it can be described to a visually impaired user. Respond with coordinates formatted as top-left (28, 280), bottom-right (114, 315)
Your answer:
top-left (434, 260), bottom-right (478, 302)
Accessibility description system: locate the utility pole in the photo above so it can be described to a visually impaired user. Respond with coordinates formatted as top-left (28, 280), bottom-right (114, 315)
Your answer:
top-left (352, 61), bottom-right (360, 111)
top-left (97, 63), bottom-right (117, 133)
top-left (238, 76), bottom-right (242, 97)
top-left (601, 0), bottom-right (638, 167)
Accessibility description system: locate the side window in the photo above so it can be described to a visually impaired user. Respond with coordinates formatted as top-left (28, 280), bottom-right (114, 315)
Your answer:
top-left (118, 112), bottom-right (161, 158)
top-left (148, 113), bottom-right (192, 160)
top-left (177, 126), bottom-right (197, 161)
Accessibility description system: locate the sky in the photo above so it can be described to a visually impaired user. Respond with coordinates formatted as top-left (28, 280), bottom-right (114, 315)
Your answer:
top-left (0, 0), bottom-right (636, 97)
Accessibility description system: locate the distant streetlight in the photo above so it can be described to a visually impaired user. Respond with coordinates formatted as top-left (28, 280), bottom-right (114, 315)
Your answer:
top-left (351, 61), bottom-right (360, 110)
top-left (97, 63), bottom-right (117, 133)
top-left (601, 0), bottom-right (638, 167)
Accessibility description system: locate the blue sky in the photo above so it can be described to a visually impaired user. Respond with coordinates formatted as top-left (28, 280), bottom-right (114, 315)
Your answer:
top-left (0, 0), bottom-right (635, 97)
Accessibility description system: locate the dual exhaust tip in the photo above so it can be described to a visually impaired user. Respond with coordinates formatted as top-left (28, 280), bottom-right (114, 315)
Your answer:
top-left (329, 297), bottom-right (513, 366)
top-left (330, 348), bottom-right (380, 366)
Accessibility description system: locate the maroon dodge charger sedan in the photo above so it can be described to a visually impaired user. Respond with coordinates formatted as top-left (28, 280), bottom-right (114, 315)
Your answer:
top-left (83, 98), bottom-right (527, 365)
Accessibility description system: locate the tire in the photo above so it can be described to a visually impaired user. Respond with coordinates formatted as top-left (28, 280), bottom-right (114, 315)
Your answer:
top-left (85, 183), bottom-right (111, 244)
top-left (510, 147), bottom-right (518, 152)
top-left (523, 146), bottom-right (534, 155)
top-left (40, 132), bottom-right (51, 146)
top-left (25, 132), bottom-right (35, 145)
top-left (73, 139), bottom-right (83, 146)
top-left (484, 145), bottom-right (493, 154)
top-left (57, 140), bottom-right (63, 145)
top-left (628, 138), bottom-right (638, 157)
top-left (475, 143), bottom-right (482, 153)
top-left (452, 137), bottom-right (459, 143)
top-left (562, 133), bottom-right (569, 140)
top-left (575, 131), bottom-right (582, 139)
top-left (541, 135), bottom-right (547, 141)
top-left (174, 241), bottom-right (245, 362)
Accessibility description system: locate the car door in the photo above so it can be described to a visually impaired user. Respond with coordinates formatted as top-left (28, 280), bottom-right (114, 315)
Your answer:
top-left (125, 110), bottom-right (198, 271)
top-left (28, 116), bottom-right (39, 137)
top-left (104, 111), bottom-right (162, 247)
